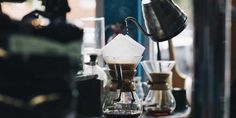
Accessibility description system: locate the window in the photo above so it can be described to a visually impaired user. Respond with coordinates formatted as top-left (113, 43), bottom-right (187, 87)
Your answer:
top-left (1, 0), bottom-right (96, 20)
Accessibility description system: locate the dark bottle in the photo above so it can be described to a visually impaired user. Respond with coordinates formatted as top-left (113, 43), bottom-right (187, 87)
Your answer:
top-left (76, 76), bottom-right (103, 117)
top-left (75, 55), bottom-right (105, 117)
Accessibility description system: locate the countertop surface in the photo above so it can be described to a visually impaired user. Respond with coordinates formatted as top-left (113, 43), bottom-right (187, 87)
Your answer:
top-left (79, 107), bottom-right (191, 118)
top-left (140, 107), bottom-right (191, 118)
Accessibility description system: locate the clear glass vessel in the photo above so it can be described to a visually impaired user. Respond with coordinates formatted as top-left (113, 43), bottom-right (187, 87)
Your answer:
top-left (141, 61), bottom-right (176, 116)
top-left (103, 56), bottom-right (143, 118)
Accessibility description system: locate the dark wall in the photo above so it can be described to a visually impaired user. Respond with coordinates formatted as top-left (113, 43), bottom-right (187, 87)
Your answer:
top-left (192, 0), bottom-right (231, 117)
top-left (104, 0), bottom-right (138, 43)
top-left (231, 1), bottom-right (236, 118)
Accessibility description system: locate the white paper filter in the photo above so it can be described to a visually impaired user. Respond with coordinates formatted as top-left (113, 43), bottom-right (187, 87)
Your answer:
top-left (102, 34), bottom-right (145, 58)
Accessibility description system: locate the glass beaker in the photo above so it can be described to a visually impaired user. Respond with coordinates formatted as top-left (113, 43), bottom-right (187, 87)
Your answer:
top-left (79, 17), bottom-right (105, 67)
top-left (141, 61), bottom-right (176, 116)
top-left (103, 56), bottom-right (143, 118)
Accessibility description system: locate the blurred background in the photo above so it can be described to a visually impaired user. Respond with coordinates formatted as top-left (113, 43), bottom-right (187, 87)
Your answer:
top-left (1, 0), bottom-right (194, 78)
top-left (1, 0), bottom-right (234, 117)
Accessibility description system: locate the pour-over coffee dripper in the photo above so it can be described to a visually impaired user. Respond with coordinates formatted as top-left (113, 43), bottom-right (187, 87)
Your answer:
top-left (103, 56), bottom-right (143, 118)
top-left (141, 60), bottom-right (176, 116)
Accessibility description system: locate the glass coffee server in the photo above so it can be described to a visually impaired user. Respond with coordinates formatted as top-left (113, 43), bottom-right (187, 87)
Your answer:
top-left (102, 56), bottom-right (143, 118)
top-left (141, 61), bottom-right (176, 116)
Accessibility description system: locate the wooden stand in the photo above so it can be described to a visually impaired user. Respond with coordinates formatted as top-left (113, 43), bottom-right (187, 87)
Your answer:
top-left (168, 39), bottom-right (186, 89)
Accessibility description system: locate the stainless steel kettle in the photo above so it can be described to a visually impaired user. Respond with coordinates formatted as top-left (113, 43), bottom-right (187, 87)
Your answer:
top-left (142, 0), bottom-right (187, 42)
top-left (126, 0), bottom-right (187, 42)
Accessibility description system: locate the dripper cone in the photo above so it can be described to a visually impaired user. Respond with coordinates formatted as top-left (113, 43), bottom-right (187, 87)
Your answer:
top-left (104, 56), bottom-right (142, 91)
top-left (102, 34), bottom-right (144, 70)
top-left (141, 61), bottom-right (175, 82)
top-left (104, 56), bottom-right (142, 85)
top-left (102, 34), bottom-right (145, 58)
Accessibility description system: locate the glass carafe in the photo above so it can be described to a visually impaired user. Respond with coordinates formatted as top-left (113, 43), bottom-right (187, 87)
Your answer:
top-left (103, 56), bottom-right (143, 118)
top-left (141, 61), bottom-right (176, 116)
